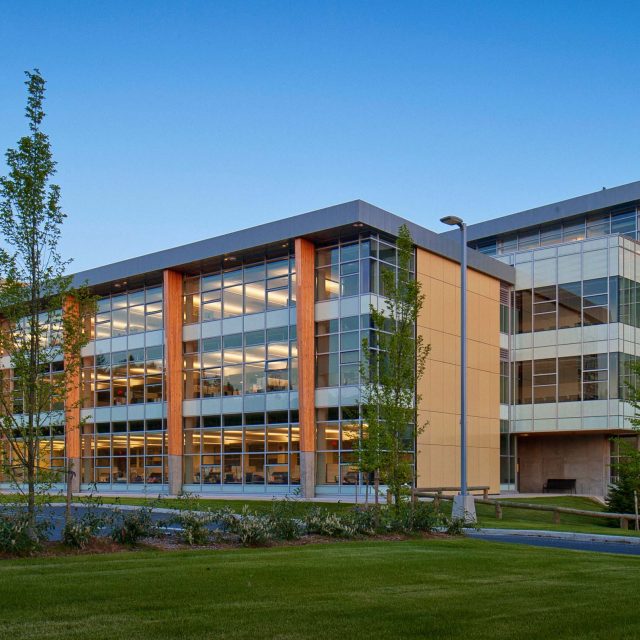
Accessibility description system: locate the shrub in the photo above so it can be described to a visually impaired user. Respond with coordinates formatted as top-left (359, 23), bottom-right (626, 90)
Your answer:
top-left (382, 501), bottom-right (445, 534)
top-left (0, 510), bottom-right (49, 555)
top-left (166, 492), bottom-right (213, 545)
top-left (343, 507), bottom-right (378, 536)
top-left (445, 517), bottom-right (467, 536)
top-left (109, 503), bottom-right (157, 545)
top-left (303, 507), bottom-right (357, 538)
top-left (62, 519), bottom-right (99, 549)
top-left (62, 491), bottom-right (107, 549)
top-left (268, 498), bottom-right (303, 540)
top-left (220, 506), bottom-right (273, 546)
top-left (173, 510), bottom-right (213, 546)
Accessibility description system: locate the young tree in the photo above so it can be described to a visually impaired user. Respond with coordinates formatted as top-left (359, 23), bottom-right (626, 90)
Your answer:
top-left (358, 225), bottom-right (430, 508)
top-left (608, 361), bottom-right (640, 515)
top-left (0, 70), bottom-right (92, 534)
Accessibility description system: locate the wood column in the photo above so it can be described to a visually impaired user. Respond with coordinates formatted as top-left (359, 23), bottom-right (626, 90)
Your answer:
top-left (164, 269), bottom-right (184, 495)
top-left (295, 237), bottom-right (316, 498)
top-left (63, 296), bottom-right (81, 492)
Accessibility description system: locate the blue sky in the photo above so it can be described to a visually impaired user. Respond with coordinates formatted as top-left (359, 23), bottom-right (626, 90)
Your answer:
top-left (1, 1), bottom-right (639, 272)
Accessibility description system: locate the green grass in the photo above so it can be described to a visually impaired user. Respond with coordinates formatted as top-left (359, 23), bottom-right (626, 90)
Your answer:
top-left (0, 538), bottom-right (638, 640)
top-left (474, 496), bottom-right (640, 537)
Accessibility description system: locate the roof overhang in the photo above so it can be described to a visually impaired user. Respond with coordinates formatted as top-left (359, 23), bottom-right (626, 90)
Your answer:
top-left (442, 180), bottom-right (640, 243)
top-left (71, 199), bottom-right (515, 292)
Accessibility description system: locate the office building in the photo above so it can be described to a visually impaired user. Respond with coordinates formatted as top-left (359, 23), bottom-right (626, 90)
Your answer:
top-left (4, 182), bottom-right (640, 497)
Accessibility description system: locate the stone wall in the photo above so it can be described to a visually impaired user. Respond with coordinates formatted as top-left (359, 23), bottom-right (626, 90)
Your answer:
top-left (517, 434), bottom-right (609, 496)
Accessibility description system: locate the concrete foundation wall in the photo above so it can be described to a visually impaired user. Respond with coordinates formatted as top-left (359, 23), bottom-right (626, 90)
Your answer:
top-left (517, 434), bottom-right (609, 496)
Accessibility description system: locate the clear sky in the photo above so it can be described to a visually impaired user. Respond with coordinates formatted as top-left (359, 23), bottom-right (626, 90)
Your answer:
top-left (1, 1), bottom-right (639, 272)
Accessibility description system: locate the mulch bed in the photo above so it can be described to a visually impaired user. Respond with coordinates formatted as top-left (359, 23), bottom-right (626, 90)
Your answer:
top-left (0, 530), bottom-right (451, 559)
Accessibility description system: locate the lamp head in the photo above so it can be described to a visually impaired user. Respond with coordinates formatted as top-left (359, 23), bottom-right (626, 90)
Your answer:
top-left (440, 215), bottom-right (464, 228)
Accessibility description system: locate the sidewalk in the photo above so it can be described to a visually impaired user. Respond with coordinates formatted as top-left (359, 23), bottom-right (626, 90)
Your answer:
top-left (469, 527), bottom-right (640, 545)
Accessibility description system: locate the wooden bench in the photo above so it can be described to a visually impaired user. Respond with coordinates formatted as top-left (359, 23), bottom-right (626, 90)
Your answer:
top-left (543, 478), bottom-right (576, 494)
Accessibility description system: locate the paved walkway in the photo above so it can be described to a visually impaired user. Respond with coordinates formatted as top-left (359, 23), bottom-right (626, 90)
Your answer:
top-left (468, 528), bottom-right (640, 555)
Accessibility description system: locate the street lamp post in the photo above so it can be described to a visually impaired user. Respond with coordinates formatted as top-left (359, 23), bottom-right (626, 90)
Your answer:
top-left (440, 216), bottom-right (477, 523)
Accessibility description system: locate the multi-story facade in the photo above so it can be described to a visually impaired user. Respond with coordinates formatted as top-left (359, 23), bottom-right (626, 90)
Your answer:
top-left (461, 181), bottom-right (640, 495)
top-left (5, 182), bottom-right (640, 498)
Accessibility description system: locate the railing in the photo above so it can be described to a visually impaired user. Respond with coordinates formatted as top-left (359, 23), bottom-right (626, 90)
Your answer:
top-left (411, 489), bottom-right (639, 531)
top-left (413, 486), bottom-right (491, 500)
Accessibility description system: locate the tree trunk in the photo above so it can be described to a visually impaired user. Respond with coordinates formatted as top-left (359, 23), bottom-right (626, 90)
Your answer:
top-left (374, 469), bottom-right (380, 506)
top-left (26, 457), bottom-right (37, 540)
top-left (65, 463), bottom-right (74, 526)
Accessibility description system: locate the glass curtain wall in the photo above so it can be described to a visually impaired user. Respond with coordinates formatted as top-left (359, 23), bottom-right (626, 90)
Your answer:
top-left (183, 411), bottom-right (300, 489)
top-left (516, 279), bottom-right (611, 333)
top-left (0, 311), bottom-right (74, 486)
top-left (81, 346), bottom-right (164, 408)
top-left (0, 425), bottom-right (66, 482)
top-left (79, 285), bottom-right (166, 489)
top-left (183, 257), bottom-right (295, 323)
top-left (473, 207), bottom-right (640, 256)
top-left (80, 419), bottom-right (167, 486)
top-left (314, 234), bottom-right (416, 491)
top-left (181, 250), bottom-right (299, 492)
top-left (87, 287), bottom-right (163, 339)
top-left (516, 353), bottom-right (621, 404)
top-left (183, 327), bottom-right (297, 400)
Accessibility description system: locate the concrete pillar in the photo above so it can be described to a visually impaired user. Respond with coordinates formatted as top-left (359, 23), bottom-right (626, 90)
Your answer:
top-left (300, 451), bottom-right (316, 500)
top-left (168, 454), bottom-right (183, 496)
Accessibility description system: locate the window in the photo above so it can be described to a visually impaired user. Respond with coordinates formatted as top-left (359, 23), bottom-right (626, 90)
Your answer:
top-left (583, 354), bottom-right (608, 400)
top-left (315, 315), bottom-right (364, 388)
top-left (88, 287), bottom-right (163, 339)
top-left (533, 358), bottom-right (556, 404)
top-left (540, 224), bottom-right (562, 246)
top-left (182, 412), bottom-right (300, 487)
top-left (557, 282), bottom-right (581, 329)
top-left (558, 356), bottom-right (581, 401)
top-left (81, 420), bottom-right (167, 485)
top-left (582, 278), bottom-right (608, 326)
top-left (611, 210), bottom-right (637, 238)
top-left (515, 290), bottom-right (532, 333)
top-left (500, 360), bottom-right (509, 403)
top-left (81, 347), bottom-right (164, 408)
top-left (533, 286), bottom-right (556, 332)
top-left (315, 235), bottom-right (413, 301)
top-left (516, 278), bottom-right (610, 333)
top-left (184, 256), bottom-right (295, 324)
top-left (516, 354), bottom-right (612, 404)
top-left (586, 214), bottom-right (610, 238)
top-left (183, 326), bottom-right (296, 399)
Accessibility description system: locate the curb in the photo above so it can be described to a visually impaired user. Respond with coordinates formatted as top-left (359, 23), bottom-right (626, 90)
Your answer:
top-left (467, 527), bottom-right (640, 545)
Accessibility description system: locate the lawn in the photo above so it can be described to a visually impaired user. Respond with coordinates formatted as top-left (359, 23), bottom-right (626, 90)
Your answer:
top-left (0, 538), bottom-right (638, 640)
top-left (471, 496), bottom-right (640, 537)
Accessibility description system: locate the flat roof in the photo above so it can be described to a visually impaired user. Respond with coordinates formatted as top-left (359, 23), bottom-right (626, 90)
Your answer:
top-left (71, 199), bottom-right (514, 290)
top-left (442, 180), bottom-right (640, 243)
